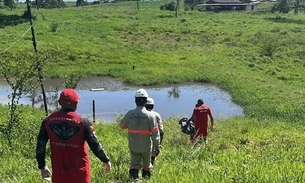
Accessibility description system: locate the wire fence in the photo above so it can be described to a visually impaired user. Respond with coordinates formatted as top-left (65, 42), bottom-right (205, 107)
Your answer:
top-left (0, 7), bottom-right (120, 123)
top-left (0, 25), bottom-right (33, 55)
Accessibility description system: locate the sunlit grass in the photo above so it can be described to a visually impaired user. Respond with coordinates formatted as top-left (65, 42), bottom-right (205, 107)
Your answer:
top-left (2, 117), bottom-right (305, 182)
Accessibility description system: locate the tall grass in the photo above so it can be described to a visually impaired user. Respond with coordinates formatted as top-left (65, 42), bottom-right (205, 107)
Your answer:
top-left (1, 117), bottom-right (305, 182)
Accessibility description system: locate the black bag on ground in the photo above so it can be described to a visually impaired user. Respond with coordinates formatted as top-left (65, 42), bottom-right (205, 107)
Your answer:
top-left (179, 118), bottom-right (196, 135)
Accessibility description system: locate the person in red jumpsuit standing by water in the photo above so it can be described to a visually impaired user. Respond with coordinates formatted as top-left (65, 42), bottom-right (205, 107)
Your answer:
top-left (188, 99), bottom-right (214, 145)
top-left (35, 88), bottom-right (111, 183)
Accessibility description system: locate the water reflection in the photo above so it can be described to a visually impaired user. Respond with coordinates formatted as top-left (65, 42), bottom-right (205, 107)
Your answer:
top-left (168, 86), bottom-right (180, 98)
top-left (0, 77), bottom-right (244, 123)
top-left (29, 91), bottom-right (60, 112)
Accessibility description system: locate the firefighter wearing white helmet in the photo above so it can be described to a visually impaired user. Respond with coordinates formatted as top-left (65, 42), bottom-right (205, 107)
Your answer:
top-left (134, 88), bottom-right (149, 98)
top-left (145, 97), bottom-right (164, 166)
top-left (120, 89), bottom-right (160, 180)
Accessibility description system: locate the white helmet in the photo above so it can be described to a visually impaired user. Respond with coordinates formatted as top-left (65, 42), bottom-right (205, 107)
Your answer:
top-left (135, 89), bottom-right (148, 98)
top-left (146, 97), bottom-right (154, 105)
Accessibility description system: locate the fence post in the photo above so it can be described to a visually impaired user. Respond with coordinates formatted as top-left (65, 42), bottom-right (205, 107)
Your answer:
top-left (92, 100), bottom-right (96, 123)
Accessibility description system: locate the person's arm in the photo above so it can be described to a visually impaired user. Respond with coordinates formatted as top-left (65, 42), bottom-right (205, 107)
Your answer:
top-left (156, 113), bottom-right (164, 145)
top-left (119, 112), bottom-right (128, 129)
top-left (188, 108), bottom-right (196, 122)
top-left (149, 115), bottom-right (160, 151)
top-left (82, 118), bottom-right (110, 163)
top-left (208, 108), bottom-right (214, 130)
top-left (36, 119), bottom-right (49, 170)
top-left (188, 115), bottom-right (194, 122)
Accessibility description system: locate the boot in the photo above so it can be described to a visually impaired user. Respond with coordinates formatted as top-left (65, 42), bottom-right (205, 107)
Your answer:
top-left (142, 169), bottom-right (151, 179)
top-left (129, 169), bottom-right (139, 180)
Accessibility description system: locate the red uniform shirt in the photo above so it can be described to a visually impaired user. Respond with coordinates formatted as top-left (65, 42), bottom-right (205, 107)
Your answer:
top-left (192, 105), bottom-right (213, 137)
top-left (45, 111), bottom-right (90, 183)
top-left (36, 109), bottom-right (110, 183)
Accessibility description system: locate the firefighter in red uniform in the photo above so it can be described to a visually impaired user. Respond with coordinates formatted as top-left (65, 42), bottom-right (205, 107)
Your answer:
top-left (189, 99), bottom-right (214, 144)
top-left (120, 89), bottom-right (160, 180)
top-left (35, 88), bottom-right (111, 183)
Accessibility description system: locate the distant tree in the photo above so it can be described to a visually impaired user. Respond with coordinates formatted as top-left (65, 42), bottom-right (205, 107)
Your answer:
top-left (184, 0), bottom-right (204, 10)
top-left (271, 0), bottom-right (288, 12)
top-left (76, 0), bottom-right (89, 6)
top-left (294, 0), bottom-right (299, 13)
top-left (293, 0), bottom-right (305, 14)
top-left (160, 2), bottom-right (176, 11)
top-left (278, 0), bottom-right (290, 12)
top-left (4, 0), bottom-right (16, 9)
top-left (176, 0), bottom-right (181, 17)
top-left (37, 0), bottom-right (66, 9)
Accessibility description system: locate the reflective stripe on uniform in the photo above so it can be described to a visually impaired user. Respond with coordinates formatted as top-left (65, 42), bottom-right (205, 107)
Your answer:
top-left (128, 126), bottom-right (159, 135)
top-left (143, 167), bottom-right (152, 171)
top-left (130, 166), bottom-right (140, 170)
top-left (120, 123), bottom-right (127, 129)
top-left (128, 129), bottom-right (150, 135)
top-left (151, 126), bottom-right (159, 133)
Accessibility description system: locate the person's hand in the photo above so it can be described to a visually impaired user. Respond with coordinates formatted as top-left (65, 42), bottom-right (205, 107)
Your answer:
top-left (210, 126), bottom-right (214, 131)
top-left (151, 149), bottom-right (160, 157)
top-left (40, 166), bottom-right (51, 181)
top-left (103, 162), bottom-right (111, 174)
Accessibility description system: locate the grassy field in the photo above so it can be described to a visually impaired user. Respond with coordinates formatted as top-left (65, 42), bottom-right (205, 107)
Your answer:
top-left (0, 1), bottom-right (305, 182)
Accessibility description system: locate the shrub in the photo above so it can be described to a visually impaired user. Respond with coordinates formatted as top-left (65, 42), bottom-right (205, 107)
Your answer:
top-left (36, 0), bottom-right (66, 9)
top-left (261, 42), bottom-right (275, 57)
top-left (49, 21), bottom-right (59, 32)
top-left (76, 0), bottom-right (90, 6)
top-left (160, 2), bottom-right (176, 11)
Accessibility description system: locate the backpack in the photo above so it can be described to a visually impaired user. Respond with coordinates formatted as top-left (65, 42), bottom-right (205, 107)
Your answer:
top-left (179, 118), bottom-right (196, 135)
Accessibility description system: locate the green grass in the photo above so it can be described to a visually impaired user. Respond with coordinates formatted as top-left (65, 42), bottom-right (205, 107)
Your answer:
top-left (2, 117), bottom-right (305, 182)
top-left (1, 1), bottom-right (305, 182)
top-left (1, 1), bottom-right (305, 122)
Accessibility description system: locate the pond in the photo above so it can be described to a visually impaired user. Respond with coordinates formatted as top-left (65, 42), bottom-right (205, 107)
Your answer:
top-left (0, 77), bottom-right (244, 123)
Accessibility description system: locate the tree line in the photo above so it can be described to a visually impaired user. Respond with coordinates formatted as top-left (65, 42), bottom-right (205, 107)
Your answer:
top-left (0, 0), bottom-right (305, 14)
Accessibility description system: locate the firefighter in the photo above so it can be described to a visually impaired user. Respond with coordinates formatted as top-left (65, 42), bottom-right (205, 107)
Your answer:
top-left (145, 97), bottom-right (164, 165)
top-left (35, 89), bottom-right (111, 183)
top-left (189, 98), bottom-right (214, 145)
top-left (120, 89), bottom-right (160, 180)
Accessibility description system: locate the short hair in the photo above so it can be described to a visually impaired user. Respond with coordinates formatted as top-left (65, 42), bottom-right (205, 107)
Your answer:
top-left (197, 99), bottom-right (204, 105)
top-left (135, 97), bottom-right (147, 106)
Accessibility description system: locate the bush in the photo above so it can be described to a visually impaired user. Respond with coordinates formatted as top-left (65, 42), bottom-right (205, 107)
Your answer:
top-left (271, 0), bottom-right (291, 13)
top-left (21, 10), bottom-right (36, 20)
top-left (49, 21), bottom-right (59, 32)
top-left (160, 2), bottom-right (176, 11)
top-left (76, 0), bottom-right (90, 6)
top-left (36, 0), bottom-right (66, 9)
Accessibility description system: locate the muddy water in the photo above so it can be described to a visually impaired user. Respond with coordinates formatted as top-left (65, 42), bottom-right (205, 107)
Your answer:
top-left (0, 77), bottom-right (244, 123)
